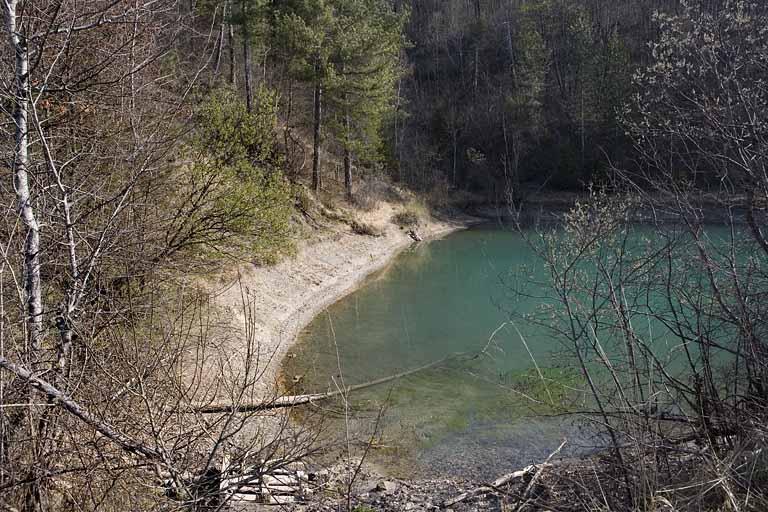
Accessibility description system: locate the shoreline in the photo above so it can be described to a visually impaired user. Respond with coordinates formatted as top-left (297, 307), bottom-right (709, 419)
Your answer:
top-left (271, 217), bottom-right (477, 394)
top-left (209, 207), bottom-right (481, 402)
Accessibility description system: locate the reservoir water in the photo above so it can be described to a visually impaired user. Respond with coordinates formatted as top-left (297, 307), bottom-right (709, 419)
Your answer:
top-left (283, 223), bottom-right (583, 478)
top-left (283, 221), bottom-right (740, 478)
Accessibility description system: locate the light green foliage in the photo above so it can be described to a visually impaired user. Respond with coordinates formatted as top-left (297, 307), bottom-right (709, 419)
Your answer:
top-left (168, 88), bottom-right (293, 262)
top-left (504, 367), bottom-right (583, 413)
top-left (196, 86), bottom-right (280, 166)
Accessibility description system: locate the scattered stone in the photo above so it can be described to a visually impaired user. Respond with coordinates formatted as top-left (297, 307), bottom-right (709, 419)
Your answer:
top-left (266, 494), bottom-right (296, 505)
top-left (361, 481), bottom-right (380, 493)
top-left (375, 480), bottom-right (398, 494)
top-left (407, 229), bottom-right (423, 242)
top-left (310, 469), bottom-right (329, 481)
top-left (263, 475), bottom-right (298, 486)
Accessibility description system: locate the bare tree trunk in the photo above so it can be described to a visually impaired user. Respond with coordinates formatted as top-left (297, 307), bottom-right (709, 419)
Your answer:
top-left (30, 103), bottom-right (78, 377)
top-left (242, 11), bottom-right (253, 112)
top-left (6, 0), bottom-right (43, 351)
top-left (580, 84), bottom-right (586, 167)
top-left (8, 12), bottom-right (45, 506)
top-left (213, 0), bottom-right (228, 80)
top-left (312, 68), bottom-right (323, 193)
top-left (501, 102), bottom-right (513, 201)
top-left (452, 123), bottom-right (458, 187)
top-left (394, 77), bottom-right (402, 182)
top-left (228, 20), bottom-right (236, 86)
top-left (344, 108), bottom-right (352, 200)
top-left (474, 46), bottom-right (479, 97)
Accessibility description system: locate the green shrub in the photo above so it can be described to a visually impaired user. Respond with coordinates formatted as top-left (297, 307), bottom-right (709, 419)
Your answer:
top-left (194, 87), bottom-right (281, 168)
top-left (163, 87), bottom-right (294, 261)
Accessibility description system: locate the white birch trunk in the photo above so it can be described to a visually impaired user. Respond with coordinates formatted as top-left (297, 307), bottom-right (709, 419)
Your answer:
top-left (5, 0), bottom-right (44, 350)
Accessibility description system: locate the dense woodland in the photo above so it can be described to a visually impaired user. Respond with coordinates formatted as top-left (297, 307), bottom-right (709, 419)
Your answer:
top-left (3, 0), bottom-right (768, 510)
top-left (395, 0), bottom-right (736, 197)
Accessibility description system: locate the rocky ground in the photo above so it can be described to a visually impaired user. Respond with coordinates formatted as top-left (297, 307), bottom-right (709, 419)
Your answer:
top-left (227, 454), bottom-right (587, 512)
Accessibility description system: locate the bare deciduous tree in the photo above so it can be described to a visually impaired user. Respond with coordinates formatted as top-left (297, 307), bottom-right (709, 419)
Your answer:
top-left (0, 1), bottom-right (309, 510)
top-left (519, 3), bottom-right (768, 509)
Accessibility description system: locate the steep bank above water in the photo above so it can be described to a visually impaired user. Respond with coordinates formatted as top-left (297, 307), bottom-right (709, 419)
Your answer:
top-left (206, 203), bottom-right (480, 404)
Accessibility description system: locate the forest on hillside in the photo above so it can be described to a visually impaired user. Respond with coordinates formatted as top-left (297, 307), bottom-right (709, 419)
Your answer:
top-left (395, 0), bottom-right (735, 197)
top-left (3, 0), bottom-right (768, 510)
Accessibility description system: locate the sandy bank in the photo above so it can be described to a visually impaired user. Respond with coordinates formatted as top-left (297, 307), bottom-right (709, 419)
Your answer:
top-left (206, 205), bottom-right (480, 402)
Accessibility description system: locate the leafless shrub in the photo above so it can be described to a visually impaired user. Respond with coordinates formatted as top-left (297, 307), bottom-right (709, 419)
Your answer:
top-left (515, 5), bottom-right (768, 508)
top-left (391, 208), bottom-right (420, 228)
top-left (352, 178), bottom-right (407, 211)
top-left (0, 0), bottom-right (313, 508)
top-left (350, 220), bottom-right (383, 237)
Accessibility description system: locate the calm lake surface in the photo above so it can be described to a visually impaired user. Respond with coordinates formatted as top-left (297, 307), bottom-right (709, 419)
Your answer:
top-left (284, 223), bottom-right (587, 478)
top-left (283, 221), bottom-right (737, 478)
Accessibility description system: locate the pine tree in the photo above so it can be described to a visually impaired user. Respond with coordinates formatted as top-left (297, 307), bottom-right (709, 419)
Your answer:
top-left (275, 0), bottom-right (404, 194)
top-left (229, 0), bottom-right (272, 110)
top-left (274, 0), bottom-right (338, 192)
top-left (330, 0), bottom-right (405, 198)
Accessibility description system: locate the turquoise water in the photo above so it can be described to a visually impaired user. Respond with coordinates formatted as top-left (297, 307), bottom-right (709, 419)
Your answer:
top-left (292, 224), bottom-right (555, 382)
top-left (283, 222), bottom-right (738, 478)
top-left (284, 223), bottom-right (581, 478)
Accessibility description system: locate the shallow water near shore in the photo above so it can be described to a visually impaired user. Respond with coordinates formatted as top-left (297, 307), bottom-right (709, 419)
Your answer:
top-left (282, 221), bottom-right (735, 478)
top-left (283, 223), bottom-right (587, 478)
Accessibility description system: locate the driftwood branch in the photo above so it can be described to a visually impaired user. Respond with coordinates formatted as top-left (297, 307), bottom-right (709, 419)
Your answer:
top-left (0, 355), bottom-right (166, 464)
top-left (514, 439), bottom-right (567, 511)
top-left (193, 353), bottom-right (462, 414)
top-left (444, 466), bottom-right (538, 508)
top-left (444, 439), bottom-right (567, 508)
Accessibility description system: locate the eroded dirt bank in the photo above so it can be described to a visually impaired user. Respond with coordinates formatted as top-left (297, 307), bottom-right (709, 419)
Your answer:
top-left (207, 204), bottom-right (480, 403)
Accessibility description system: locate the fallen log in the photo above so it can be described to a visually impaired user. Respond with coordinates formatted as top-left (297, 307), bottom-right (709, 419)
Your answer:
top-left (193, 353), bottom-right (465, 414)
top-left (513, 439), bottom-right (566, 511)
top-left (443, 465), bottom-right (539, 508)
top-left (407, 229), bottom-right (422, 242)
top-left (443, 439), bottom-right (566, 508)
